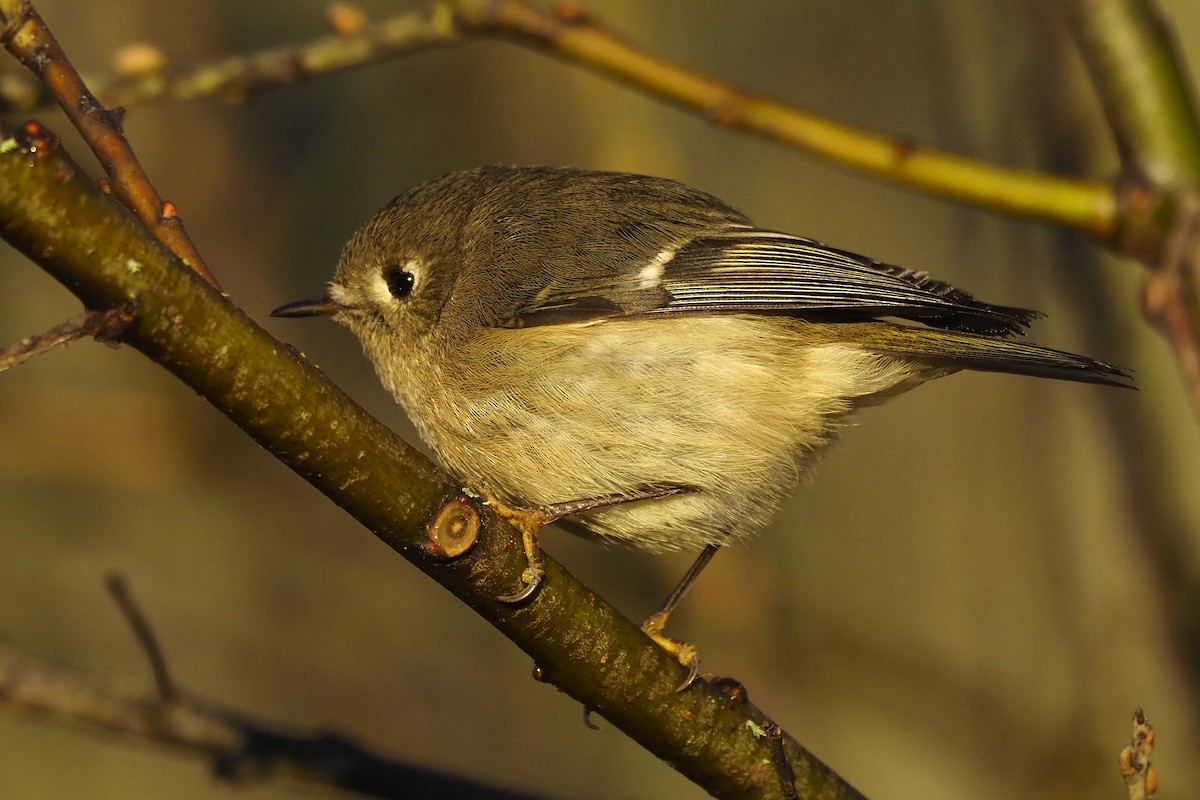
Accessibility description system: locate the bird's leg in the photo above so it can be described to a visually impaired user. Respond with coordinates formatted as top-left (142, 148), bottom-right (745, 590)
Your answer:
top-left (641, 542), bottom-right (721, 690)
top-left (469, 482), bottom-right (693, 603)
top-left (476, 489), bottom-right (555, 604)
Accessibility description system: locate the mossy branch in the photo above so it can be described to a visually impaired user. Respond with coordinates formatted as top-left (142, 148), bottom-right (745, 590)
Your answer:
top-left (0, 119), bottom-right (865, 800)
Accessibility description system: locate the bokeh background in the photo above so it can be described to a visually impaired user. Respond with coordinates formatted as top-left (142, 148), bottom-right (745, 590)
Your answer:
top-left (2, 1), bottom-right (1197, 798)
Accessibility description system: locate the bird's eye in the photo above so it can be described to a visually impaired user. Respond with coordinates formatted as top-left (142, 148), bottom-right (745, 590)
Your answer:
top-left (383, 266), bottom-right (415, 300)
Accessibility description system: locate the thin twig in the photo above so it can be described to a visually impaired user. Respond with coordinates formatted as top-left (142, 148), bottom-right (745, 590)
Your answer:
top-left (0, 638), bottom-right (549, 799)
top-left (0, 301), bottom-right (136, 373)
top-left (767, 721), bottom-right (801, 800)
top-left (104, 573), bottom-right (177, 702)
top-left (0, 0), bottom-right (219, 289)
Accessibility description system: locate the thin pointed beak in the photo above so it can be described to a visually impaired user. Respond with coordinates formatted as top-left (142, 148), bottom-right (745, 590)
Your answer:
top-left (270, 294), bottom-right (343, 318)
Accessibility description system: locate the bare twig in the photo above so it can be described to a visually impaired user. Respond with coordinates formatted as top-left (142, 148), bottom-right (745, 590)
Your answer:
top-left (0, 0), bottom-right (219, 289)
top-left (0, 637), bottom-right (548, 799)
top-left (104, 573), bottom-right (177, 702)
top-left (1118, 708), bottom-right (1157, 800)
top-left (766, 721), bottom-right (800, 800)
top-left (0, 300), bottom-right (136, 373)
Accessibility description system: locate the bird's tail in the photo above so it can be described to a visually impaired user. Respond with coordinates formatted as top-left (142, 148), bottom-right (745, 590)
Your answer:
top-left (847, 322), bottom-right (1134, 388)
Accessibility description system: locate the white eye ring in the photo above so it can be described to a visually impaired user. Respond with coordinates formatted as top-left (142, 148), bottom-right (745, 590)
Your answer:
top-left (368, 258), bottom-right (422, 305)
top-left (384, 266), bottom-right (415, 299)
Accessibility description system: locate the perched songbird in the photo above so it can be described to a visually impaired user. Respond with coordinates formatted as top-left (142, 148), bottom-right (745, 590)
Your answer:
top-left (273, 165), bottom-right (1132, 679)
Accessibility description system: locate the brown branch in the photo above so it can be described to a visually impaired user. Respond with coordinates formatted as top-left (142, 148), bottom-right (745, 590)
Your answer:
top-left (0, 638), bottom-right (548, 799)
top-left (766, 721), bottom-right (800, 800)
top-left (0, 115), bottom-right (867, 800)
top-left (104, 573), bottom-right (177, 702)
top-left (0, 300), bottom-right (136, 373)
top-left (0, 0), bottom-right (219, 289)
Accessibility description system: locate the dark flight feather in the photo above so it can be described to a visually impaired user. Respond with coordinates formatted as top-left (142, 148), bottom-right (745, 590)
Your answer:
top-left (510, 228), bottom-right (1043, 336)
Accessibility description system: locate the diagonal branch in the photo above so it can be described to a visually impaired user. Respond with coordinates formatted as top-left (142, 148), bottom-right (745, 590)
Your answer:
top-left (452, 0), bottom-right (1117, 238)
top-left (104, 573), bottom-right (178, 702)
top-left (0, 117), bottom-right (866, 800)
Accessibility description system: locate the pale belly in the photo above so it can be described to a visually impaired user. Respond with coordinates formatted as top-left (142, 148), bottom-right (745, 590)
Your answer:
top-left (392, 316), bottom-right (929, 552)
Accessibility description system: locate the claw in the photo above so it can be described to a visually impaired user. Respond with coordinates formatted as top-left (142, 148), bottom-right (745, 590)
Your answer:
top-left (641, 616), bottom-right (701, 691)
top-left (677, 659), bottom-right (700, 692)
top-left (498, 564), bottom-right (544, 603)
top-left (497, 521), bottom-right (544, 603)
top-left (582, 707), bottom-right (600, 730)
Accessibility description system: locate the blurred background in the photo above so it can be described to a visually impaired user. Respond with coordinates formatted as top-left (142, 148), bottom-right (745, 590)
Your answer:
top-left (1, 1), bottom-right (1196, 798)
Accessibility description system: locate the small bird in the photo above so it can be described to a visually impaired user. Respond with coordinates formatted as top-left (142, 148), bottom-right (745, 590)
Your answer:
top-left (273, 165), bottom-right (1132, 679)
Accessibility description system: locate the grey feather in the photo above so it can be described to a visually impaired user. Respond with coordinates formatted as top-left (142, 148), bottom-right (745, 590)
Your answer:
top-left (508, 224), bottom-right (1043, 336)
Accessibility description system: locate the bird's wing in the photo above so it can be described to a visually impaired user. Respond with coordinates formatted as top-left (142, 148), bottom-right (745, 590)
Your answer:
top-left (505, 228), bottom-right (1041, 336)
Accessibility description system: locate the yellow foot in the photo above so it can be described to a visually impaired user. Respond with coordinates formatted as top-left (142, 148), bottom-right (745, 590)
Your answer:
top-left (468, 481), bottom-right (693, 605)
top-left (641, 611), bottom-right (700, 691)
top-left (466, 481), bottom-right (550, 604)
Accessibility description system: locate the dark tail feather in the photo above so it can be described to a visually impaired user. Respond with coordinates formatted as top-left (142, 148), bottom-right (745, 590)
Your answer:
top-left (861, 323), bottom-right (1135, 388)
